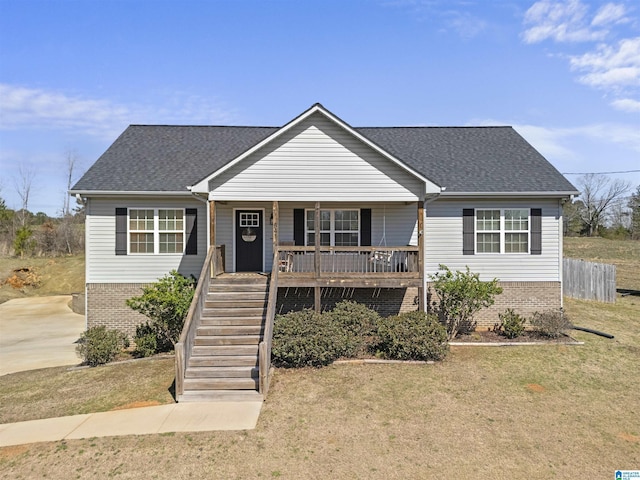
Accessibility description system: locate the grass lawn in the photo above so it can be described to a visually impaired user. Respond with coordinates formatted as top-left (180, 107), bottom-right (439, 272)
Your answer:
top-left (1, 295), bottom-right (638, 479)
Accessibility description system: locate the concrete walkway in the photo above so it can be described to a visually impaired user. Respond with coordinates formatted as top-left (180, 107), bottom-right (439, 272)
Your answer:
top-left (0, 401), bottom-right (263, 447)
top-left (0, 295), bottom-right (85, 375)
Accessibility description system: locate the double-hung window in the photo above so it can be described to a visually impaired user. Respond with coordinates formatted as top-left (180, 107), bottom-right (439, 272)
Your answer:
top-left (305, 209), bottom-right (359, 246)
top-left (129, 208), bottom-right (184, 254)
top-left (476, 208), bottom-right (529, 254)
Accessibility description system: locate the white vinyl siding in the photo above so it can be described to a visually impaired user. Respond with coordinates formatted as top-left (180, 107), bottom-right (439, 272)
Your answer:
top-left (208, 112), bottom-right (424, 202)
top-left (85, 197), bottom-right (206, 283)
top-left (425, 198), bottom-right (561, 281)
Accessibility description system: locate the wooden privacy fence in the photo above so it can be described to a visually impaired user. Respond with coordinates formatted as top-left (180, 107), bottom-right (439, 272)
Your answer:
top-left (563, 258), bottom-right (616, 303)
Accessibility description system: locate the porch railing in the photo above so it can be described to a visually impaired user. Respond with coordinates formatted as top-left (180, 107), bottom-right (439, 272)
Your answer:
top-left (258, 251), bottom-right (279, 398)
top-left (175, 245), bottom-right (222, 400)
top-left (276, 246), bottom-right (420, 275)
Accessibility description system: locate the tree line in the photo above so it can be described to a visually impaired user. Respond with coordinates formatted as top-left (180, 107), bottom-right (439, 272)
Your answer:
top-left (564, 174), bottom-right (640, 239)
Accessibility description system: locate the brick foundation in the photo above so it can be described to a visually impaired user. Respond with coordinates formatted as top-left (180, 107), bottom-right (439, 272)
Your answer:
top-left (86, 283), bottom-right (150, 338)
top-left (427, 281), bottom-right (562, 330)
top-left (276, 287), bottom-right (419, 317)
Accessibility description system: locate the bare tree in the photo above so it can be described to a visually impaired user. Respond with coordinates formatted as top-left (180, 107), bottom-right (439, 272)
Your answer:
top-left (14, 164), bottom-right (36, 227)
top-left (63, 149), bottom-right (78, 216)
top-left (577, 173), bottom-right (631, 236)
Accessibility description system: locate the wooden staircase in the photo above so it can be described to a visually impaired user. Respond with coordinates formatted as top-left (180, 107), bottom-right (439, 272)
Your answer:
top-left (178, 275), bottom-right (269, 402)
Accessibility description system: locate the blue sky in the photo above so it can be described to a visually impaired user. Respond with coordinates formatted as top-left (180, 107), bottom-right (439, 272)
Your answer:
top-left (0, 0), bottom-right (638, 216)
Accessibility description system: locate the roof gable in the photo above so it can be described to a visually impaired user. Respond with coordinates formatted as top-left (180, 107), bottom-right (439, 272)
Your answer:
top-left (189, 103), bottom-right (438, 194)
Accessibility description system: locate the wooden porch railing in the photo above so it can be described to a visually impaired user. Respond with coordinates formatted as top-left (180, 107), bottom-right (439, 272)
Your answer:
top-left (175, 245), bottom-right (224, 399)
top-left (258, 251), bottom-right (279, 398)
top-left (276, 246), bottom-right (420, 275)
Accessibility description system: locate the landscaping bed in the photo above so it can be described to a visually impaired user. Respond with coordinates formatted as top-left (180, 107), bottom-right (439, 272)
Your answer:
top-left (452, 329), bottom-right (580, 344)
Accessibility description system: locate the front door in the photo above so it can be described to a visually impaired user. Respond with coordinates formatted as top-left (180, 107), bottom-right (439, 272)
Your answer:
top-left (235, 210), bottom-right (264, 271)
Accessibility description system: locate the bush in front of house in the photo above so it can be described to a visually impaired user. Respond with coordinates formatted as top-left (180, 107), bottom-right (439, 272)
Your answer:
top-left (372, 311), bottom-right (449, 361)
top-left (76, 326), bottom-right (127, 367)
top-left (126, 270), bottom-right (195, 353)
top-left (327, 300), bottom-right (380, 357)
top-left (133, 322), bottom-right (159, 358)
top-left (494, 308), bottom-right (527, 339)
top-left (429, 265), bottom-right (503, 340)
top-left (530, 310), bottom-right (572, 338)
top-left (272, 309), bottom-right (350, 368)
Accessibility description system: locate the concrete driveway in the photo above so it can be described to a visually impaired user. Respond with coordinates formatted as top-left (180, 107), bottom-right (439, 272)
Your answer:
top-left (0, 296), bottom-right (85, 376)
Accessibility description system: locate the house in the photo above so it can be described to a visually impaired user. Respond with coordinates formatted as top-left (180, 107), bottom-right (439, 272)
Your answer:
top-left (70, 103), bottom-right (578, 400)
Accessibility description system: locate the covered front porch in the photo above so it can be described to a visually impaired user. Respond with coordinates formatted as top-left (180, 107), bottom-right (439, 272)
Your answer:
top-left (206, 200), bottom-right (426, 312)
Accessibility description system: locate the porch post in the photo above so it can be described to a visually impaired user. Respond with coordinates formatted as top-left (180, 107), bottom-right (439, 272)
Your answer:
top-left (209, 200), bottom-right (216, 247)
top-left (272, 201), bottom-right (279, 258)
top-left (418, 200), bottom-right (425, 312)
top-left (314, 201), bottom-right (321, 313)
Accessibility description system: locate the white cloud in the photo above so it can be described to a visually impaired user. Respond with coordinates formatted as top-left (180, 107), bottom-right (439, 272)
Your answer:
top-left (570, 37), bottom-right (640, 88)
top-left (0, 84), bottom-right (236, 138)
top-left (522, 0), bottom-right (608, 44)
top-left (611, 97), bottom-right (640, 111)
top-left (591, 2), bottom-right (628, 27)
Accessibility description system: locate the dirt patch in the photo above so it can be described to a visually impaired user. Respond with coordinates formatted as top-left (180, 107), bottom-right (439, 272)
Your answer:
top-left (110, 400), bottom-right (162, 411)
top-left (618, 432), bottom-right (640, 442)
top-left (526, 383), bottom-right (546, 393)
top-left (3, 267), bottom-right (41, 290)
top-left (454, 330), bottom-right (576, 344)
top-left (0, 444), bottom-right (30, 459)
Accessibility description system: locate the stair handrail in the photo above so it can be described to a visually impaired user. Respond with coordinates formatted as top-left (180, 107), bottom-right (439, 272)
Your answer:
top-left (175, 245), bottom-right (216, 399)
top-left (259, 249), bottom-right (280, 397)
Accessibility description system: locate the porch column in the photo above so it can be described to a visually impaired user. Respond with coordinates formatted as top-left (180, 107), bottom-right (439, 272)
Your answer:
top-left (272, 201), bottom-right (279, 260)
top-left (314, 201), bottom-right (321, 313)
top-left (209, 200), bottom-right (216, 247)
top-left (418, 200), bottom-right (425, 312)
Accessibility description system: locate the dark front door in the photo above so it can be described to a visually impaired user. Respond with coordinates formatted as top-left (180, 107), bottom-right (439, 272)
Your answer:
top-left (235, 210), bottom-right (264, 271)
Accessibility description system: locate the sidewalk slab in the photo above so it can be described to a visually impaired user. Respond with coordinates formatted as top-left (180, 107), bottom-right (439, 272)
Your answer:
top-left (0, 402), bottom-right (263, 447)
top-left (0, 414), bottom-right (91, 447)
top-left (160, 402), bottom-right (263, 432)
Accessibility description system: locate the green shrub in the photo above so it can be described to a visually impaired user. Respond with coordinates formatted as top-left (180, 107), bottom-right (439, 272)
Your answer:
top-left (126, 270), bottom-right (195, 351)
top-left (327, 300), bottom-right (380, 357)
top-left (133, 323), bottom-right (158, 357)
top-left (531, 310), bottom-right (572, 338)
top-left (272, 309), bottom-right (349, 368)
top-left (76, 326), bottom-right (126, 366)
top-left (494, 309), bottom-right (526, 339)
top-left (429, 265), bottom-right (503, 340)
top-left (373, 311), bottom-right (448, 361)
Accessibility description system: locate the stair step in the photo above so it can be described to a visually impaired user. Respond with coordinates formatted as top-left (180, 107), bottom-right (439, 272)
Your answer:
top-left (184, 377), bottom-right (259, 390)
top-left (197, 325), bottom-right (263, 336)
top-left (207, 292), bottom-right (268, 301)
top-left (200, 315), bottom-right (264, 325)
top-left (192, 345), bottom-right (259, 356)
top-left (178, 390), bottom-right (263, 402)
top-left (185, 366), bottom-right (258, 378)
top-left (203, 300), bottom-right (266, 317)
top-left (188, 355), bottom-right (258, 367)
top-left (210, 277), bottom-right (269, 286)
top-left (205, 300), bottom-right (266, 308)
top-left (194, 335), bottom-right (261, 346)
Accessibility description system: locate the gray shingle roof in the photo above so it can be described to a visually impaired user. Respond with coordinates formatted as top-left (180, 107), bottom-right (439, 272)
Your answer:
top-left (72, 123), bottom-right (577, 194)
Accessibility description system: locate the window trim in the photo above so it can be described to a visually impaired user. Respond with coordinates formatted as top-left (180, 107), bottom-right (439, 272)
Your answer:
top-left (127, 208), bottom-right (186, 255)
top-left (304, 208), bottom-right (361, 247)
top-left (475, 208), bottom-right (530, 255)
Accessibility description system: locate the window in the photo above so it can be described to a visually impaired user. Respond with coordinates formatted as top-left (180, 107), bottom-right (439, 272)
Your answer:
top-left (305, 209), bottom-right (359, 246)
top-left (129, 208), bottom-right (184, 254)
top-left (476, 208), bottom-right (529, 254)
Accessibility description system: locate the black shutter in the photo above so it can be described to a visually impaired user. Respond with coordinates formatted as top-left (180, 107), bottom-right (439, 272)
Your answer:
top-left (293, 209), bottom-right (305, 246)
top-left (185, 208), bottom-right (197, 255)
top-left (115, 208), bottom-right (127, 255)
top-left (463, 209), bottom-right (474, 255)
top-left (360, 209), bottom-right (372, 246)
top-left (531, 208), bottom-right (542, 255)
